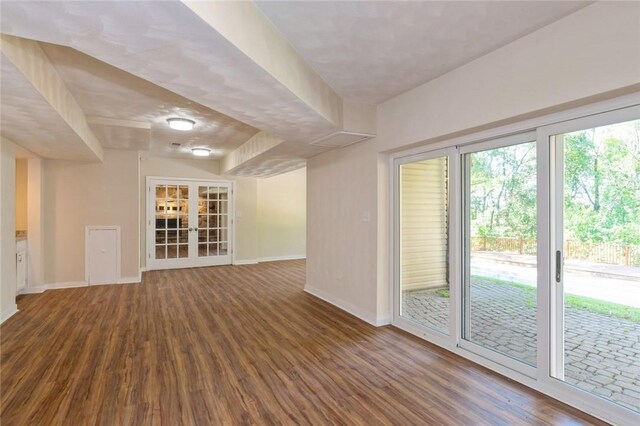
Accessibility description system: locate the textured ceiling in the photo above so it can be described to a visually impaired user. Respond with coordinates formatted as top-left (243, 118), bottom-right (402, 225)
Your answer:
top-left (256, 1), bottom-right (591, 103)
top-left (0, 0), bottom-right (338, 145)
top-left (0, 54), bottom-right (98, 161)
top-left (41, 43), bottom-right (259, 159)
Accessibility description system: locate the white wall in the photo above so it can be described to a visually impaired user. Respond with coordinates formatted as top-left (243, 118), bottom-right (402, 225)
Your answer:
top-left (15, 159), bottom-right (27, 231)
top-left (307, 141), bottom-right (380, 324)
top-left (140, 155), bottom-right (307, 265)
top-left (306, 1), bottom-right (640, 325)
top-left (257, 167), bottom-right (306, 260)
top-left (43, 149), bottom-right (140, 284)
top-left (0, 137), bottom-right (18, 322)
top-left (27, 158), bottom-right (44, 289)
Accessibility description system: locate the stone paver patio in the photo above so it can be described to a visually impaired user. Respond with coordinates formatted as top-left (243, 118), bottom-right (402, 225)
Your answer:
top-left (402, 277), bottom-right (640, 413)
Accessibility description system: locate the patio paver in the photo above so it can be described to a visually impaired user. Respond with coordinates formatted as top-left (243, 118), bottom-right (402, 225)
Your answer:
top-left (402, 277), bottom-right (640, 412)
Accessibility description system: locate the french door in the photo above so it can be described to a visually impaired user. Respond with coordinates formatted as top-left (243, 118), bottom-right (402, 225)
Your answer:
top-left (147, 178), bottom-right (232, 270)
top-left (393, 104), bottom-right (640, 422)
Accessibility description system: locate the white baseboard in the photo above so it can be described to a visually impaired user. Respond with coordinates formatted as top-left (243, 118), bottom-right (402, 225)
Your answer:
top-left (21, 276), bottom-right (141, 294)
top-left (258, 255), bottom-right (306, 262)
top-left (21, 281), bottom-right (87, 294)
top-left (117, 274), bottom-right (142, 284)
top-left (0, 304), bottom-right (19, 324)
top-left (233, 259), bottom-right (259, 265)
top-left (304, 285), bottom-right (382, 327)
top-left (375, 316), bottom-right (392, 326)
top-left (233, 255), bottom-right (306, 265)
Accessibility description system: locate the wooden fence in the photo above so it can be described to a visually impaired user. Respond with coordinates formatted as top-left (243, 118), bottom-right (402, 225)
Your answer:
top-left (471, 236), bottom-right (640, 267)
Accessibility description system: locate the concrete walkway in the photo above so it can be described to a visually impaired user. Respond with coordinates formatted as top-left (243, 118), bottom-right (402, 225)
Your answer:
top-left (402, 278), bottom-right (640, 413)
top-left (471, 252), bottom-right (640, 308)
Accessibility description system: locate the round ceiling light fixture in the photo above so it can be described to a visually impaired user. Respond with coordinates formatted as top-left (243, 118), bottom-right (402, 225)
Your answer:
top-left (167, 117), bottom-right (195, 131)
top-left (191, 148), bottom-right (211, 157)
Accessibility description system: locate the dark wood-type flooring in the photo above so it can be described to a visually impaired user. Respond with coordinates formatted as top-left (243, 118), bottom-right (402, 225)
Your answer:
top-left (1, 260), bottom-right (605, 425)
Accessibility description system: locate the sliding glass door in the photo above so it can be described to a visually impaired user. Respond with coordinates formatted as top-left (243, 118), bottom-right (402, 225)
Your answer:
top-left (393, 104), bottom-right (640, 423)
top-left (396, 149), bottom-right (454, 337)
top-left (547, 116), bottom-right (640, 413)
top-left (460, 134), bottom-right (538, 369)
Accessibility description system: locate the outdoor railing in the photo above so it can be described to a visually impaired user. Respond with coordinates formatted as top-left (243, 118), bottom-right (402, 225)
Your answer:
top-left (471, 236), bottom-right (640, 267)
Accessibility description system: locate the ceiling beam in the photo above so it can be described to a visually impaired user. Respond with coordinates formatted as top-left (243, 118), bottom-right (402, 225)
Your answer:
top-left (0, 35), bottom-right (104, 161)
top-left (181, 0), bottom-right (343, 129)
top-left (221, 131), bottom-right (284, 175)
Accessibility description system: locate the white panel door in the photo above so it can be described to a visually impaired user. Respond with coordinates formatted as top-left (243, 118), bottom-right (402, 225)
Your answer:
top-left (87, 228), bottom-right (118, 285)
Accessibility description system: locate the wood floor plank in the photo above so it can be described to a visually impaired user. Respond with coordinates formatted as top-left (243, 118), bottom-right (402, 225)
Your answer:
top-left (1, 260), bottom-right (605, 425)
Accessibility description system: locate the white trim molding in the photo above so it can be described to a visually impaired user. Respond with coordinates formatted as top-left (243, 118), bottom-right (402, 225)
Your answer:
top-left (232, 259), bottom-right (259, 265)
top-left (19, 279), bottom-right (141, 295)
top-left (258, 255), bottom-right (306, 262)
top-left (305, 285), bottom-right (383, 326)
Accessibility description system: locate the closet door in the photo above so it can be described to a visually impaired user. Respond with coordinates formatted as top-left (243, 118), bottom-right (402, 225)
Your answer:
top-left (147, 179), bottom-right (233, 270)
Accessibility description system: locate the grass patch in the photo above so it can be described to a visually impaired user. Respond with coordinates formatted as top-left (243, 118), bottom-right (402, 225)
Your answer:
top-left (435, 289), bottom-right (450, 298)
top-left (472, 275), bottom-right (640, 323)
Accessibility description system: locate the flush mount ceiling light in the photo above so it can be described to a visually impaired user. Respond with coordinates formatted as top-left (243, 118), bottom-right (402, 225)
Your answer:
top-left (167, 117), bottom-right (195, 131)
top-left (191, 148), bottom-right (211, 157)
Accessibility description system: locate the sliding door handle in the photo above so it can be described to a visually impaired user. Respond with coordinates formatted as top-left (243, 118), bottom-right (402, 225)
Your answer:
top-left (555, 250), bottom-right (562, 283)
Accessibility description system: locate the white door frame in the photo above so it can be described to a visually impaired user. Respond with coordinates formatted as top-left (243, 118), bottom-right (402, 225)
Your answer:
top-left (146, 176), bottom-right (234, 271)
top-left (391, 147), bottom-right (459, 350)
top-left (537, 104), bottom-right (640, 385)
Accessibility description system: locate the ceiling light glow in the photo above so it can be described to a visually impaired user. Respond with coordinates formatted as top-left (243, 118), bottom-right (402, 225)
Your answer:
top-left (167, 117), bottom-right (195, 131)
top-left (192, 148), bottom-right (211, 157)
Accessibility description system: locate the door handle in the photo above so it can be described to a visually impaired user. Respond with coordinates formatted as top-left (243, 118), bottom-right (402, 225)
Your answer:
top-left (555, 250), bottom-right (562, 283)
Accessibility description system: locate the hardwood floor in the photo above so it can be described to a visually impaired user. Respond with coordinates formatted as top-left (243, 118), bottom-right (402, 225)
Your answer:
top-left (1, 260), bottom-right (604, 425)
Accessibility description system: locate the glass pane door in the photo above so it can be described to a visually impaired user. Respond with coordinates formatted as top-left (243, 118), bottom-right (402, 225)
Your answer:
top-left (197, 184), bottom-right (230, 258)
top-left (551, 119), bottom-right (640, 413)
top-left (462, 139), bottom-right (538, 366)
top-left (399, 155), bottom-right (450, 334)
top-left (154, 183), bottom-right (190, 261)
top-left (149, 179), bottom-right (232, 270)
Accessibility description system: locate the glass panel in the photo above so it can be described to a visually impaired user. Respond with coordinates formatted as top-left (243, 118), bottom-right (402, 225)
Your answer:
top-left (209, 215), bottom-right (218, 228)
top-left (399, 156), bottom-right (449, 334)
top-left (179, 230), bottom-right (189, 244)
top-left (220, 201), bottom-right (228, 214)
top-left (179, 214), bottom-right (189, 229)
top-left (209, 243), bottom-right (218, 256)
top-left (551, 119), bottom-right (640, 413)
top-left (198, 215), bottom-right (208, 229)
top-left (198, 243), bottom-right (208, 257)
top-left (219, 228), bottom-right (227, 243)
top-left (179, 185), bottom-right (188, 200)
top-left (155, 245), bottom-right (166, 259)
top-left (167, 230), bottom-right (177, 244)
top-left (178, 244), bottom-right (189, 258)
top-left (155, 230), bottom-right (166, 245)
top-left (155, 185), bottom-right (167, 199)
top-left (219, 187), bottom-right (228, 200)
top-left (198, 229), bottom-right (207, 243)
top-left (167, 245), bottom-right (178, 259)
top-left (219, 243), bottom-right (228, 256)
top-left (208, 201), bottom-right (217, 214)
top-left (167, 185), bottom-right (177, 200)
top-left (463, 141), bottom-right (537, 366)
top-left (209, 230), bottom-right (218, 242)
top-left (219, 215), bottom-right (227, 228)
